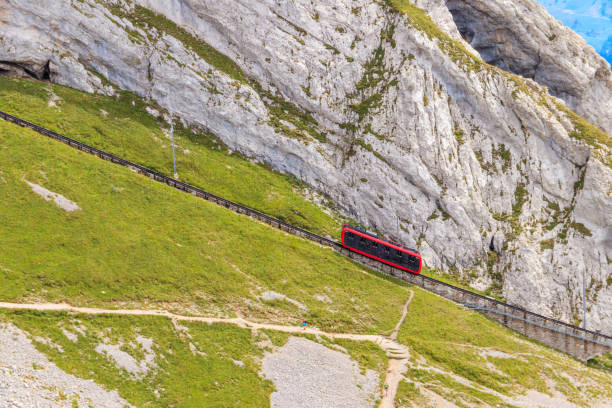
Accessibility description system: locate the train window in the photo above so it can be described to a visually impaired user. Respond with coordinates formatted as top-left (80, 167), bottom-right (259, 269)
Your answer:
top-left (405, 255), bottom-right (418, 269)
top-left (402, 255), bottom-right (411, 267)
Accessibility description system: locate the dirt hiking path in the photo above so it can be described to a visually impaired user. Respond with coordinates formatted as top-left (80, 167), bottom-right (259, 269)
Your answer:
top-left (378, 291), bottom-right (413, 408)
top-left (0, 291), bottom-right (414, 408)
top-left (0, 302), bottom-right (387, 342)
top-left (0, 300), bottom-right (415, 407)
top-left (390, 291), bottom-right (414, 341)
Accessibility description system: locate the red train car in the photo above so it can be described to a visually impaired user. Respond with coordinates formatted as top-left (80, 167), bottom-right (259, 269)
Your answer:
top-left (341, 225), bottom-right (422, 274)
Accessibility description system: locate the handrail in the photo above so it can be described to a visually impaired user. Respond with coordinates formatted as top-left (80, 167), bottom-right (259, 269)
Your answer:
top-left (463, 304), bottom-right (612, 348)
top-left (2, 109), bottom-right (610, 345)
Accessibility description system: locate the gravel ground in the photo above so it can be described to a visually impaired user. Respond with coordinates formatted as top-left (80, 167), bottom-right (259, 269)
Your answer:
top-left (0, 323), bottom-right (131, 408)
top-left (94, 335), bottom-right (156, 377)
top-left (262, 336), bottom-right (379, 408)
top-left (260, 291), bottom-right (308, 310)
top-left (25, 181), bottom-right (80, 212)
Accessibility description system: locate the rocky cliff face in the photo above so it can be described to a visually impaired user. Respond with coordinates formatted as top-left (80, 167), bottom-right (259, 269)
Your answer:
top-left (445, 0), bottom-right (612, 134)
top-left (1, 0), bottom-right (610, 332)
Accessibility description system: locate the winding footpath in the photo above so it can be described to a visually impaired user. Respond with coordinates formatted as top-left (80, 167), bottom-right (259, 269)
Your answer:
top-left (0, 295), bottom-right (415, 408)
top-left (379, 291), bottom-right (414, 408)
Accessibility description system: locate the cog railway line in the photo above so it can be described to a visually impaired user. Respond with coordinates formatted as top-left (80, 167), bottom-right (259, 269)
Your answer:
top-left (1, 109), bottom-right (610, 362)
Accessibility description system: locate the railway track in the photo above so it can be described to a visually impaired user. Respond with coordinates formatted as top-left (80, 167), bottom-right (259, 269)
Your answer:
top-left (1, 109), bottom-right (610, 361)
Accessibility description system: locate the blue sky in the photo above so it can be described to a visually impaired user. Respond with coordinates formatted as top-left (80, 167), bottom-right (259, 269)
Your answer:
top-left (537, 0), bottom-right (612, 64)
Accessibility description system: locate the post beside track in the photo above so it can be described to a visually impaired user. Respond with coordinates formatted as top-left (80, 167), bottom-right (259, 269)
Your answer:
top-left (1, 110), bottom-right (610, 362)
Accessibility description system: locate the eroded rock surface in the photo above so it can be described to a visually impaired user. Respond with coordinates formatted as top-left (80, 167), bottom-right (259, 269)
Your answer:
top-left (0, 323), bottom-right (132, 408)
top-left (446, 0), bottom-right (612, 134)
top-left (0, 0), bottom-right (610, 332)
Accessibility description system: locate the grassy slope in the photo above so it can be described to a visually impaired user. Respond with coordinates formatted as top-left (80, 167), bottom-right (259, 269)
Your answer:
top-left (1, 120), bottom-right (610, 406)
top-left (0, 77), bottom-right (499, 299)
top-left (589, 353), bottom-right (612, 372)
top-left (1, 310), bottom-right (389, 408)
top-left (0, 76), bottom-right (341, 236)
top-left (397, 288), bottom-right (612, 407)
top-left (2, 311), bottom-right (274, 407)
top-left (0, 119), bottom-right (410, 334)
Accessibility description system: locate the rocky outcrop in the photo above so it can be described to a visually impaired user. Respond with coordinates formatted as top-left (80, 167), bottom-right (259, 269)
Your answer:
top-left (445, 0), bottom-right (612, 134)
top-left (0, 0), bottom-right (610, 333)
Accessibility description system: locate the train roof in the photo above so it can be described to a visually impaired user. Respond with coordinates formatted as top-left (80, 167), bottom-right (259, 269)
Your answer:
top-left (342, 224), bottom-right (420, 255)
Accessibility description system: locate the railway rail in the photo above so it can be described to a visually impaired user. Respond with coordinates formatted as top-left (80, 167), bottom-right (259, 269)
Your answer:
top-left (1, 109), bottom-right (610, 361)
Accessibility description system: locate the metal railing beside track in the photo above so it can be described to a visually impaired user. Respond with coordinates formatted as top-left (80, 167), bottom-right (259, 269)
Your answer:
top-left (1, 109), bottom-right (610, 355)
top-left (463, 304), bottom-right (612, 348)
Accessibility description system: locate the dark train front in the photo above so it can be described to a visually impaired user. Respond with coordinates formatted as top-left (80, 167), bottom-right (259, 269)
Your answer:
top-left (341, 225), bottom-right (422, 274)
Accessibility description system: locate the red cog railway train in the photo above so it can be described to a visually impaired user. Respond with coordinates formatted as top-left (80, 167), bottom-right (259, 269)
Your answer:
top-left (341, 225), bottom-right (422, 274)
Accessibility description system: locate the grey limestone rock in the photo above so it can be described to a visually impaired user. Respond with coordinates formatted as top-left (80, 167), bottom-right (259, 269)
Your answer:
top-left (445, 0), bottom-right (612, 134)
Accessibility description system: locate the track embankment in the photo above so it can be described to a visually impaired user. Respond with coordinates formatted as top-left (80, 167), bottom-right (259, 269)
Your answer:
top-left (0, 110), bottom-right (610, 362)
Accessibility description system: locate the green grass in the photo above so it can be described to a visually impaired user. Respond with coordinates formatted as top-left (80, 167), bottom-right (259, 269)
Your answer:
top-left (103, 3), bottom-right (247, 84)
top-left (354, 138), bottom-right (390, 165)
top-left (395, 380), bottom-right (429, 407)
top-left (0, 119), bottom-right (411, 333)
top-left (333, 337), bottom-right (388, 379)
top-left (540, 239), bottom-right (555, 250)
top-left (2, 311), bottom-right (274, 407)
top-left (398, 288), bottom-right (518, 394)
top-left (589, 353), bottom-right (612, 373)
top-left (555, 102), bottom-right (611, 149)
top-left (2, 121), bottom-right (610, 405)
top-left (420, 266), bottom-right (505, 301)
top-left (570, 221), bottom-right (592, 237)
top-left (2, 310), bottom-right (394, 407)
top-left (348, 44), bottom-right (389, 122)
top-left (259, 84), bottom-right (327, 143)
top-left (0, 76), bottom-right (340, 236)
top-left (389, 0), bottom-right (485, 73)
top-left (404, 368), bottom-right (514, 408)
top-left (397, 288), bottom-right (612, 404)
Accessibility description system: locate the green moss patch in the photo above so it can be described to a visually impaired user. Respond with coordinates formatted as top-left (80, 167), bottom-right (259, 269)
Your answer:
top-left (389, 0), bottom-right (485, 73)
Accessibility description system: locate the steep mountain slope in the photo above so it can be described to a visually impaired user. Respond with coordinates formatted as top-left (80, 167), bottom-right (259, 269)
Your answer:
top-left (1, 119), bottom-right (611, 407)
top-left (0, 0), bottom-right (610, 333)
top-left (0, 77), bottom-right (343, 237)
top-left (537, 0), bottom-right (612, 63)
top-left (443, 0), bottom-right (612, 133)
top-left (0, 118), bottom-right (412, 333)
